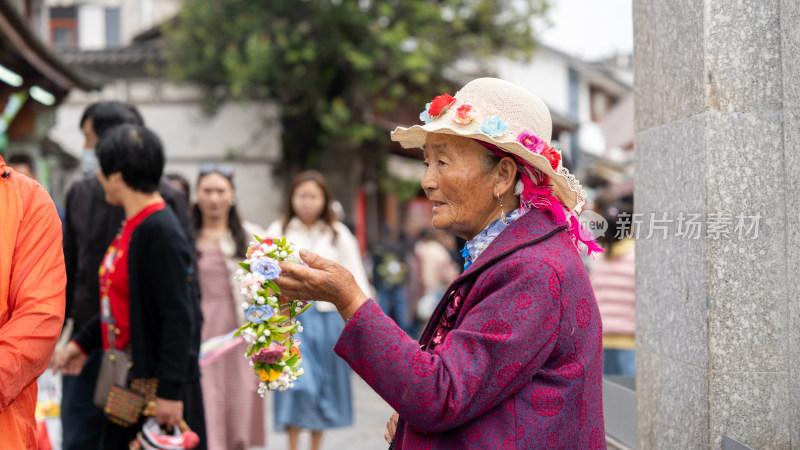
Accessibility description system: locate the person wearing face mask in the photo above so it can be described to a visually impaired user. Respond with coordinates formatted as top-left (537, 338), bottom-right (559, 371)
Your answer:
top-left (58, 102), bottom-right (196, 450)
top-left (193, 164), bottom-right (266, 450)
top-left (266, 170), bottom-right (370, 450)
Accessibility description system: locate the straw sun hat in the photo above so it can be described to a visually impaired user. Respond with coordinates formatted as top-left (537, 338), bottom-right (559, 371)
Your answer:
top-left (391, 77), bottom-right (587, 212)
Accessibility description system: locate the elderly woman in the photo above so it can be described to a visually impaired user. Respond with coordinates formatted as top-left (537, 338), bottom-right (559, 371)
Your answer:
top-left (275, 78), bottom-right (606, 448)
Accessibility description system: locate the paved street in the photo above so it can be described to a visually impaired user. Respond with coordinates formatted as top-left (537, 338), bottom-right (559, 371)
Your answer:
top-left (261, 373), bottom-right (394, 450)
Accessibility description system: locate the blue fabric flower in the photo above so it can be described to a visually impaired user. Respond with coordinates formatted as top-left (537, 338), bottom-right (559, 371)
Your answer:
top-left (478, 115), bottom-right (510, 137)
top-left (245, 304), bottom-right (275, 324)
top-left (251, 257), bottom-right (281, 280)
top-left (419, 102), bottom-right (433, 124)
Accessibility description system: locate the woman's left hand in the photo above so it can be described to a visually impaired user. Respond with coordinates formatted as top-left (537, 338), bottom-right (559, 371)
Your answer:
top-left (276, 249), bottom-right (368, 321)
top-left (385, 412), bottom-right (399, 444)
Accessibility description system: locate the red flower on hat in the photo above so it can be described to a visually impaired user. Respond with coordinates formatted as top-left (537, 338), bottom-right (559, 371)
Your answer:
top-left (428, 94), bottom-right (456, 119)
top-left (541, 146), bottom-right (561, 171)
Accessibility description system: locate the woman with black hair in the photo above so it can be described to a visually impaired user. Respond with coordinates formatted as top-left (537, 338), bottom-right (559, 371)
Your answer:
top-left (193, 164), bottom-right (266, 450)
top-left (54, 124), bottom-right (206, 449)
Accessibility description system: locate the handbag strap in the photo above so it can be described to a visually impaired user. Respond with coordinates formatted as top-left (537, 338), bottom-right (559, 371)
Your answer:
top-left (102, 304), bottom-right (119, 351)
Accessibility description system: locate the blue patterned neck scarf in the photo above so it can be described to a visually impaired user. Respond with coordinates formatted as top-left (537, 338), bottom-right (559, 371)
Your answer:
top-left (462, 208), bottom-right (523, 270)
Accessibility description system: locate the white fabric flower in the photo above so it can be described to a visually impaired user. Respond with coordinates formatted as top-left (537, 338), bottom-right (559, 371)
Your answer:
top-left (241, 328), bottom-right (258, 345)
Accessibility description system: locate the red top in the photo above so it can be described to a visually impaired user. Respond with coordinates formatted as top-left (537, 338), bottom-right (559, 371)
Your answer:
top-left (100, 201), bottom-right (165, 351)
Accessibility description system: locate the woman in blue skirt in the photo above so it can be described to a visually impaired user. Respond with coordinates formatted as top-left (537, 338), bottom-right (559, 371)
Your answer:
top-left (265, 171), bottom-right (370, 450)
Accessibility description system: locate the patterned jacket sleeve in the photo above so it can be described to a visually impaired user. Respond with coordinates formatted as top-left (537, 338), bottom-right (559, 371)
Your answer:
top-left (334, 253), bottom-right (561, 433)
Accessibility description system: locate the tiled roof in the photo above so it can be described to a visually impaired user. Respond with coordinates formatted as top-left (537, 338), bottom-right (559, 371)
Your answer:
top-left (55, 43), bottom-right (161, 66)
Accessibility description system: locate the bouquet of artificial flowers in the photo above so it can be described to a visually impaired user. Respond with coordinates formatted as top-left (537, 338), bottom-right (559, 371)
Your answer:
top-left (234, 236), bottom-right (311, 395)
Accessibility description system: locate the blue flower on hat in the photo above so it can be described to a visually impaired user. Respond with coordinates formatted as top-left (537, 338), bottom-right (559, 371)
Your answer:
top-left (478, 116), bottom-right (510, 137)
top-left (251, 257), bottom-right (281, 280)
top-left (419, 102), bottom-right (433, 124)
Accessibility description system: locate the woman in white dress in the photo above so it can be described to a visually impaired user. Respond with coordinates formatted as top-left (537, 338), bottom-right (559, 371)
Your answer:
top-left (267, 170), bottom-right (369, 450)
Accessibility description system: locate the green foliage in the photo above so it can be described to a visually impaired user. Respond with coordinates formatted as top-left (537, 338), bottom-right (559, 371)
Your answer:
top-left (379, 173), bottom-right (423, 204)
top-left (163, 0), bottom-right (549, 172)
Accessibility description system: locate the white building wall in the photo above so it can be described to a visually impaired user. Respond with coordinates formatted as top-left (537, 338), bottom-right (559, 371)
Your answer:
top-left (576, 73), bottom-right (605, 156)
top-left (494, 48), bottom-right (571, 118)
top-left (77, 4), bottom-right (105, 50)
top-left (119, 0), bottom-right (180, 44)
top-left (46, 0), bottom-right (181, 47)
top-left (493, 46), bottom-right (630, 160)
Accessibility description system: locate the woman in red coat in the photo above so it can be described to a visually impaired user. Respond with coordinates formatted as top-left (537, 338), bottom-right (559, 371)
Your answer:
top-left (276, 78), bottom-right (607, 449)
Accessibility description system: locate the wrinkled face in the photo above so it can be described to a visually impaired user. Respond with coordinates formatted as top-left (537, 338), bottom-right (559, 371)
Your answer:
top-left (196, 173), bottom-right (234, 220)
top-left (422, 134), bottom-right (499, 241)
top-left (82, 118), bottom-right (98, 150)
top-left (292, 180), bottom-right (326, 224)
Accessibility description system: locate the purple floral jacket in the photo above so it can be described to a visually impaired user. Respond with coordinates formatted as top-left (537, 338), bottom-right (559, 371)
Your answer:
top-left (334, 208), bottom-right (606, 449)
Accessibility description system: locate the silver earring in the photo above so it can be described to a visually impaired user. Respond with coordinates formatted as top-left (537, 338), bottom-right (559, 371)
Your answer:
top-left (497, 193), bottom-right (507, 224)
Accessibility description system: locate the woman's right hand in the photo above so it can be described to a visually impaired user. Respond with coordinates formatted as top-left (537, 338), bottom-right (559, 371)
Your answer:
top-left (276, 249), bottom-right (368, 322)
top-left (155, 397), bottom-right (184, 427)
top-left (385, 412), bottom-right (399, 444)
top-left (51, 341), bottom-right (87, 375)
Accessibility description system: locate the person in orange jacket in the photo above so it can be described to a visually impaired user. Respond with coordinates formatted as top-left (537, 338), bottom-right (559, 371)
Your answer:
top-left (0, 155), bottom-right (66, 448)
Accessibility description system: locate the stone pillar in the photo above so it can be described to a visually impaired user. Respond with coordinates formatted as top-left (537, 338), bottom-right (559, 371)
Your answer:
top-left (633, 1), bottom-right (799, 448)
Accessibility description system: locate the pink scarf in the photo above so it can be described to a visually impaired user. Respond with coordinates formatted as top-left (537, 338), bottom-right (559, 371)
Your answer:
top-left (476, 140), bottom-right (603, 256)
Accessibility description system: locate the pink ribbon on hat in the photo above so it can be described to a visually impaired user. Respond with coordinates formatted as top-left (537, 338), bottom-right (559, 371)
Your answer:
top-left (474, 140), bottom-right (603, 256)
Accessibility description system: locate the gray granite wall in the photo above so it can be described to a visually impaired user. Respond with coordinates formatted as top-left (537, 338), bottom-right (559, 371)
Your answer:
top-left (634, 1), bottom-right (798, 448)
top-left (781, 0), bottom-right (800, 446)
